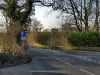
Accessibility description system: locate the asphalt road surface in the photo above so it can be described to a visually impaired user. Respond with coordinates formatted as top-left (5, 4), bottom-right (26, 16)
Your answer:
top-left (0, 46), bottom-right (100, 75)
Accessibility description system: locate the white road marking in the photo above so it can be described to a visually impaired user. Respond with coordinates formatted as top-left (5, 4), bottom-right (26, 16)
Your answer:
top-left (80, 69), bottom-right (95, 75)
top-left (65, 54), bottom-right (100, 64)
top-left (30, 70), bottom-right (67, 74)
top-left (55, 58), bottom-right (71, 66)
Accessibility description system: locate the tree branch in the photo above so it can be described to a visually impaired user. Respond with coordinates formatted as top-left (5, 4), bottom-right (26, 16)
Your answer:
top-left (0, 5), bottom-right (6, 10)
top-left (34, 0), bottom-right (54, 7)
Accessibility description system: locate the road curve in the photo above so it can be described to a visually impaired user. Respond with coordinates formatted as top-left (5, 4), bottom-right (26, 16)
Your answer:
top-left (0, 46), bottom-right (100, 75)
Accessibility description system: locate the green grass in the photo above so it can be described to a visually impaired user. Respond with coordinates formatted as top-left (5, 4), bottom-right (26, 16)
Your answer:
top-left (32, 42), bottom-right (47, 48)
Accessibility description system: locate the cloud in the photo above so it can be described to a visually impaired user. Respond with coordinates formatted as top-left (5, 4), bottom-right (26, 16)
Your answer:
top-left (33, 6), bottom-right (64, 28)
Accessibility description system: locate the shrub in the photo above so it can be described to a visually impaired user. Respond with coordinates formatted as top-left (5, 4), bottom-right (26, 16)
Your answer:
top-left (0, 52), bottom-right (32, 67)
top-left (67, 32), bottom-right (100, 47)
top-left (34, 32), bottom-right (62, 49)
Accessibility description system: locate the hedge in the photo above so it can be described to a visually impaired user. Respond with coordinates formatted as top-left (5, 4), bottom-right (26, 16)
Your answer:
top-left (35, 32), bottom-right (51, 45)
top-left (67, 32), bottom-right (100, 47)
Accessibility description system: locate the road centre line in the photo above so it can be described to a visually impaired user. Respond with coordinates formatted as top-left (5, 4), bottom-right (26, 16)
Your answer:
top-left (80, 69), bottom-right (95, 75)
top-left (55, 58), bottom-right (71, 66)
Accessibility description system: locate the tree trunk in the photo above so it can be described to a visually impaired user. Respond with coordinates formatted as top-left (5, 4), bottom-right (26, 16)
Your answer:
top-left (69, 0), bottom-right (82, 32)
top-left (94, 0), bottom-right (99, 32)
top-left (84, 0), bottom-right (89, 32)
top-left (5, 21), bottom-right (23, 54)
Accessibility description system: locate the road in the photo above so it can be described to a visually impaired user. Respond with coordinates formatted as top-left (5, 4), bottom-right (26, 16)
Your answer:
top-left (0, 46), bottom-right (100, 75)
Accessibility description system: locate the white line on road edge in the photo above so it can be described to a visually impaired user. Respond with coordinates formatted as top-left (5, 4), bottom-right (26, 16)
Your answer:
top-left (55, 58), bottom-right (71, 66)
top-left (80, 69), bottom-right (95, 75)
top-left (30, 70), bottom-right (67, 74)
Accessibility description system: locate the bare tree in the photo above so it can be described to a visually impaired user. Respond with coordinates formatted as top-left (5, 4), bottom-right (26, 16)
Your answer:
top-left (49, 0), bottom-right (95, 32)
top-left (31, 18), bottom-right (43, 32)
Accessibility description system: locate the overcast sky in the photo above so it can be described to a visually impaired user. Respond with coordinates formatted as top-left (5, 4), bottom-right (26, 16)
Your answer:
top-left (32, 6), bottom-right (66, 29)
